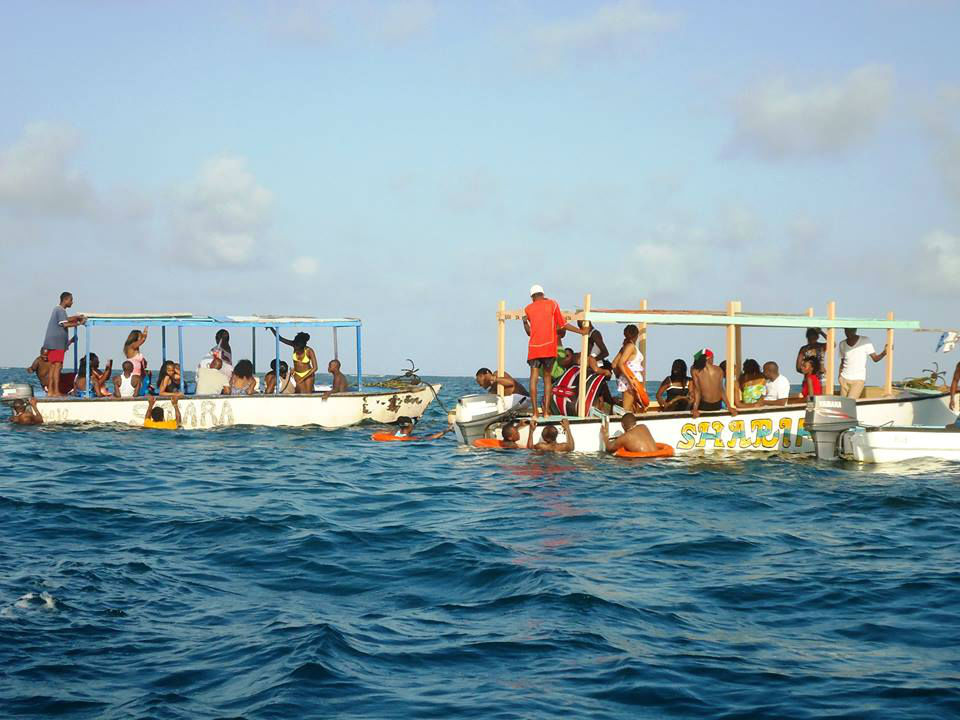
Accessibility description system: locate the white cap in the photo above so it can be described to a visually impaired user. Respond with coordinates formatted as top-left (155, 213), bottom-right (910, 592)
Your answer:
top-left (529, 284), bottom-right (544, 296)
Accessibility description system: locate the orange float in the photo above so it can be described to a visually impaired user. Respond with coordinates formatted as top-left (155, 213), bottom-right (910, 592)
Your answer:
top-left (472, 438), bottom-right (520, 449)
top-left (613, 443), bottom-right (675, 459)
top-left (371, 432), bottom-right (419, 442)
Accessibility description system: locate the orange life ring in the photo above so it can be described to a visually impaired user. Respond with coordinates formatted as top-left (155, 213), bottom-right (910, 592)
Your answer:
top-left (614, 443), bottom-right (674, 459)
top-left (371, 432), bottom-right (419, 442)
top-left (472, 437), bottom-right (519, 449)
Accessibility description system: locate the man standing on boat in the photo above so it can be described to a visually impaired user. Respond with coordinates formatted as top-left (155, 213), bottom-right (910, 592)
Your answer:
top-left (42, 291), bottom-right (85, 397)
top-left (838, 328), bottom-right (887, 399)
top-left (523, 285), bottom-right (583, 418)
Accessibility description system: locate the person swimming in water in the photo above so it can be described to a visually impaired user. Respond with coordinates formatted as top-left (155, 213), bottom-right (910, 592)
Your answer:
top-left (144, 395), bottom-right (182, 429)
top-left (9, 397), bottom-right (43, 425)
top-left (601, 413), bottom-right (656, 454)
top-left (270, 329), bottom-right (318, 393)
top-left (393, 416), bottom-right (452, 440)
top-left (527, 417), bottom-right (575, 452)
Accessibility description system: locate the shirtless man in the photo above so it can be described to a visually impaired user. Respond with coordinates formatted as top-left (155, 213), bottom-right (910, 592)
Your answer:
top-left (475, 367), bottom-right (529, 397)
top-left (690, 348), bottom-right (737, 419)
top-left (9, 397), bottom-right (43, 425)
top-left (329, 360), bottom-right (349, 393)
top-left (527, 417), bottom-right (575, 452)
top-left (27, 349), bottom-right (51, 392)
top-left (601, 413), bottom-right (656, 454)
top-left (499, 422), bottom-right (522, 449)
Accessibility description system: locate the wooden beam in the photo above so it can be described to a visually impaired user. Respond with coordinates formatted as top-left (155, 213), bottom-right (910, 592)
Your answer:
top-left (497, 300), bottom-right (506, 398)
top-left (577, 294), bottom-right (592, 417)
top-left (726, 301), bottom-right (737, 409)
top-left (885, 311), bottom-right (895, 396)
top-left (638, 299), bottom-right (647, 369)
top-left (733, 300), bottom-right (742, 375)
top-left (825, 301), bottom-right (836, 395)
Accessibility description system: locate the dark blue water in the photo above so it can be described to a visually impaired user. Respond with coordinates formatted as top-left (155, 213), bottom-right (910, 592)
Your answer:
top-left (1, 373), bottom-right (959, 719)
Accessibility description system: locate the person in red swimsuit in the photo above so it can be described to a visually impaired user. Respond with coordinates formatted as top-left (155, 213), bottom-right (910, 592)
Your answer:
top-left (523, 285), bottom-right (585, 418)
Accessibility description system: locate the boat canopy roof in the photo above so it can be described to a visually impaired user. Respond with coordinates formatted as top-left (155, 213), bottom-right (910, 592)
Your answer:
top-left (82, 313), bottom-right (361, 328)
top-left (582, 308), bottom-right (919, 330)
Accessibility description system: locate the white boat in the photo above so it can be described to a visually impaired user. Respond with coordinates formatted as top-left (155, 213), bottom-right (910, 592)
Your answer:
top-left (457, 390), bottom-right (954, 454)
top-left (34, 385), bottom-right (440, 429)
top-left (27, 313), bottom-right (441, 429)
top-left (456, 295), bottom-right (953, 455)
top-left (805, 393), bottom-right (960, 463)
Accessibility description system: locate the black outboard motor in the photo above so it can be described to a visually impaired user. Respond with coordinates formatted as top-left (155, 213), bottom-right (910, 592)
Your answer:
top-left (804, 395), bottom-right (858, 460)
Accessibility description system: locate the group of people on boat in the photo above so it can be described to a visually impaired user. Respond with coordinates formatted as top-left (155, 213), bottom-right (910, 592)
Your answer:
top-left (475, 286), bottom-right (894, 420)
top-left (30, 292), bottom-right (350, 400)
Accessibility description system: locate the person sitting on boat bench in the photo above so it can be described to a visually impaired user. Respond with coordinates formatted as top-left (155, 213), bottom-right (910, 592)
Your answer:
top-left (113, 360), bottom-right (142, 398)
top-left (601, 413), bottom-right (656, 454)
top-left (527, 417), bottom-right (575, 452)
top-left (758, 361), bottom-right (791, 407)
top-left (475, 368), bottom-right (529, 397)
top-left (264, 360), bottom-right (295, 394)
top-left (9, 398), bottom-right (43, 425)
top-left (270, 329), bottom-right (318, 393)
top-left (223, 360), bottom-right (258, 395)
top-left (322, 359), bottom-right (349, 400)
top-left (690, 348), bottom-right (738, 418)
top-left (656, 359), bottom-right (691, 412)
top-left (144, 395), bottom-right (181, 429)
top-left (157, 360), bottom-right (181, 396)
top-left (839, 328), bottom-right (887, 399)
top-left (196, 352), bottom-right (230, 395)
top-left (73, 354), bottom-right (113, 397)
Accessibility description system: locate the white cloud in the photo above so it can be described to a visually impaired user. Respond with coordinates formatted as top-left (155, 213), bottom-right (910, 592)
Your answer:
top-left (913, 229), bottom-right (960, 294)
top-left (0, 123), bottom-right (97, 217)
top-left (291, 256), bottom-right (319, 276)
top-left (731, 64), bottom-right (894, 160)
top-left (375, 0), bottom-right (436, 42)
top-left (531, 0), bottom-right (679, 63)
top-left (173, 155), bottom-right (273, 268)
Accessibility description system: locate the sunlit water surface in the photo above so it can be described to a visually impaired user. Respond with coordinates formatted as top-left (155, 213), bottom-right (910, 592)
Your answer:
top-left (1, 373), bottom-right (958, 719)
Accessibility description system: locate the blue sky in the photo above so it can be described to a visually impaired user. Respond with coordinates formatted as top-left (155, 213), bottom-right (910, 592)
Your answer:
top-left (2, 0), bottom-right (959, 382)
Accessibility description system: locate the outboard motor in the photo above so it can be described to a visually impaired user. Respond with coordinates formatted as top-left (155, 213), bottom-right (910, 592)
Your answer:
top-left (804, 395), bottom-right (858, 460)
top-left (1, 383), bottom-right (34, 403)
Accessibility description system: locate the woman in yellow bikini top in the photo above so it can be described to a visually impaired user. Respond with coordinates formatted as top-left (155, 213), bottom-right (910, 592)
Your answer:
top-left (270, 329), bottom-right (318, 393)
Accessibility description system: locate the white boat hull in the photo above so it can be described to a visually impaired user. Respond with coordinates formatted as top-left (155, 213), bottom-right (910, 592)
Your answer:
top-left (33, 384), bottom-right (441, 430)
top-left (840, 425), bottom-right (960, 463)
top-left (460, 391), bottom-right (956, 455)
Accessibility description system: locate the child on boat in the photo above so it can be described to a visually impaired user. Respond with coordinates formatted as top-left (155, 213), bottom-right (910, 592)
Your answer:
top-left (113, 360), bottom-right (142, 398)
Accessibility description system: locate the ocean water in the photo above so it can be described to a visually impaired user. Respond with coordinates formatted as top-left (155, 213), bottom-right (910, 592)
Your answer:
top-left (1, 371), bottom-right (959, 719)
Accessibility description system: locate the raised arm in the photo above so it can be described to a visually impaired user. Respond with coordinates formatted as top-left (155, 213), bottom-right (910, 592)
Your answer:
top-left (268, 327), bottom-right (295, 347)
top-left (560, 418), bottom-right (575, 451)
top-left (527, 419), bottom-right (536, 449)
top-left (172, 397), bottom-right (182, 428)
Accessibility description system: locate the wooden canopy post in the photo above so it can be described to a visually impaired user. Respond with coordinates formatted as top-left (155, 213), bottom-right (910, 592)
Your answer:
top-left (806, 307), bottom-right (814, 318)
top-left (885, 311), bottom-right (895, 396)
top-left (638, 299), bottom-right (647, 370)
top-left (497, 300), bottom-right (506, 397)
top-left (825, 301), bottom-right (836, 395)
top-left (733, 300), bottom-right (742, 374)
top-left (577, 294), bottom-right (592, 417)
top-left (726, 301), bottom-right (737, 409)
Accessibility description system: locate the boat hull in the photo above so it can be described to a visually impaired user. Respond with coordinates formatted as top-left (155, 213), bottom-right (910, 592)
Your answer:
top-left (459, 391), bottom-right (956, 455)
top-left (840, 425), bottom-right (960, 463)
top-left (33, 384), bottom-right (441, 429)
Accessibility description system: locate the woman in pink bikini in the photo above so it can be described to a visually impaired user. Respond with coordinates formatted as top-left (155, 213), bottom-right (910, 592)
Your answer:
top-left (123, 328), bottom-right (149, 382)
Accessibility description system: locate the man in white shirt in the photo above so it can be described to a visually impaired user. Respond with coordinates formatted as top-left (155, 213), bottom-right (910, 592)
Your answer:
top-left (761, 362), bottom-right (791, 406)
top-left (839, 328), bottom-right (887, 399)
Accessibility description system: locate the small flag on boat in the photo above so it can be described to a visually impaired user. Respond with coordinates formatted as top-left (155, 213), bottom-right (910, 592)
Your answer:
top-left (935, 331), bottom-right (959, 353)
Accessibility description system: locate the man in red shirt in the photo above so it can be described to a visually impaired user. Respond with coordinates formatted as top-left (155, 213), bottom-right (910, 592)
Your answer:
top-left (523, 285), bottom-right (584, 418)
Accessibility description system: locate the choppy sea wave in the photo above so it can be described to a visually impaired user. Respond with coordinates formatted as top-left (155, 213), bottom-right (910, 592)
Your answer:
top-left (1, 373), bottom-right (959, 719)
